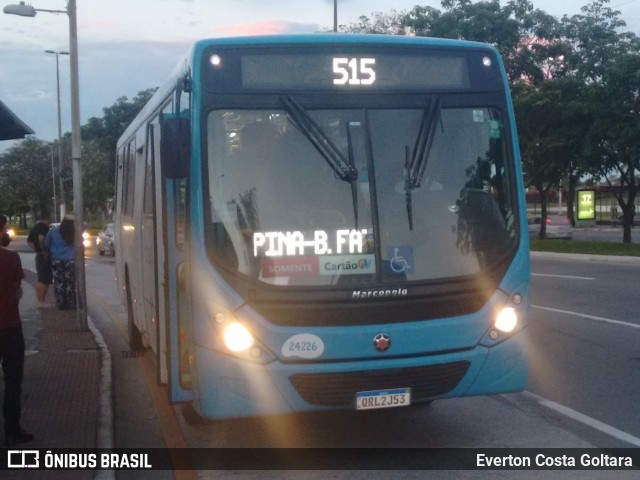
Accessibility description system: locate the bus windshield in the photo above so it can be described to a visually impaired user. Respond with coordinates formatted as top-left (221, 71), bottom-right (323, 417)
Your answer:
top-left (205, 100), bottom-right (516, 287)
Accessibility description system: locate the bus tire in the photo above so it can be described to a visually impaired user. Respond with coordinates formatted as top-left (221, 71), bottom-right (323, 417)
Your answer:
top-left (181, 403), bottom-right (208, 425)
top-left (414, 400), bottom-right (434, 408)
top-left (125, 269), bottom-right (145, 352)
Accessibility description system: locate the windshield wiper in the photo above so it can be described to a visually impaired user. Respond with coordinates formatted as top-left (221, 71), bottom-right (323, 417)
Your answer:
top-left (407, 96), bottom-right (441, 189)
top-left (346, 122), bottom-right (360, 229)
top-left (404, 97), bottom-right (441, 230)
top-left (404, 145), bottom-right (413, 231)
top-left (281, 95), bottom-right (359, 226)
top-left (281, 96), bottom-right (358, 182)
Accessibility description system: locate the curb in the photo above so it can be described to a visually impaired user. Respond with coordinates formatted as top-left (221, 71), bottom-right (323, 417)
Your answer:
top-left (88, 316), bottom-right (115, 480)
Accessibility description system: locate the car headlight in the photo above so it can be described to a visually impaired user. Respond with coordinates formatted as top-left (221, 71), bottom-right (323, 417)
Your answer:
top-left (7, 228), bottom-right (15, 238)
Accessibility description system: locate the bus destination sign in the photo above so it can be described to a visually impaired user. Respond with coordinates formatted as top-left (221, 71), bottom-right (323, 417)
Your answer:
top-left (240, 53), bottom-right (470, 90)
top-left (202, 46), bottom-right (505, 92)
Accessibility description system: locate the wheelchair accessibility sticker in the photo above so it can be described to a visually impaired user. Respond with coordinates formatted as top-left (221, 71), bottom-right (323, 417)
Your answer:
top-left (387, 246), bottom-right (414, 274)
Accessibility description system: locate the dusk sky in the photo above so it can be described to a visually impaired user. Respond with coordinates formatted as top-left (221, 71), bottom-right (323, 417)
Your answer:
top-left (1, 0), bottom-right (638, 151)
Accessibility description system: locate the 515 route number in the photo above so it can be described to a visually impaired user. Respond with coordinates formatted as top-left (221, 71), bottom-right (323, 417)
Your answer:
top-left (333, 57), bottom-right (376, 86)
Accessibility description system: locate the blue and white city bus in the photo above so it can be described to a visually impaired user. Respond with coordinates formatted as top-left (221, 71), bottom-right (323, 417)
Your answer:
top-left (115, 34), bottom-right (530, 419)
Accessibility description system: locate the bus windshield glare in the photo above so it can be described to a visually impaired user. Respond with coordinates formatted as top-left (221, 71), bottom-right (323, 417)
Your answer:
top-left (205, 101), bottom-right (516, 286)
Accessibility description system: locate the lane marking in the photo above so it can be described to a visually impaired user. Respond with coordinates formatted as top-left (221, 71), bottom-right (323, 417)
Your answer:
top-left (532, 273), bottom-right (595, 281)
top-left (532, 305), bottom-right (640, 330)
top-left (524, 392), bottom-right (640, 447)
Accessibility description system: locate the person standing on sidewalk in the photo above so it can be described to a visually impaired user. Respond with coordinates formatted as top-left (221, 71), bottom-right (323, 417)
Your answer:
top-left (45, 215), bottom-right (77, 310)
top-left (0, 214), bottom-right (34, 447)
top-left (0, 215), bottom-right (11, 247)
top-left (27, 213), bottom-right (53, 308)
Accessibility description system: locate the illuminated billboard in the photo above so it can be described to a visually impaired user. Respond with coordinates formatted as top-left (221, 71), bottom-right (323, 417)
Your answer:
top-left (577, 189), bottom-right (596, 221)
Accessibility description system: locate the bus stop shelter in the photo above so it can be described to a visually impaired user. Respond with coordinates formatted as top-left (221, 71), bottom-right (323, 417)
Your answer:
top-left (0, 99), bottom-right (34, 140)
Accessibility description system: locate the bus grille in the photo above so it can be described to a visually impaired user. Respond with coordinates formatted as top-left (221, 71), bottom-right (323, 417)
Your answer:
top-left (289, 361), bottom-right (470, 407)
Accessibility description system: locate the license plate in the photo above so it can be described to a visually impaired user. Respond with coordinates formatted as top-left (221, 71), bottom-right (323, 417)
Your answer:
top-left (355, 388), bottom-right (411, 410)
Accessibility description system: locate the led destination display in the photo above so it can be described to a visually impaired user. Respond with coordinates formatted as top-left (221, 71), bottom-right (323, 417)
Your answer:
top-left (253, 229), bottom-right (370, 257)
top-left (203, 46), bottom-right (502, 92)
top-left (241, 53), bottom-right (470, 90)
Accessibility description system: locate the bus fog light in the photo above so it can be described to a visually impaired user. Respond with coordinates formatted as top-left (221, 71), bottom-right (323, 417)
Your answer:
top-left (223, 322), bottom-right (254, 352)
top-left (495, 307), bottom-right (518, 333)
top-left (250, 347), bottom-right (262, 358)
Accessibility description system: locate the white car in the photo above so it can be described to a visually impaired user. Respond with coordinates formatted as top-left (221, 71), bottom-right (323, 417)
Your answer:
top-left (528, 215), bottom-right (573, 239)
top-left (96, 223), bottom-right (115, 256)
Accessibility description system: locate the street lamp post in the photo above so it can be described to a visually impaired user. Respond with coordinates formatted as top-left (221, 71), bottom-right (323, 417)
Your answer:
top-left (333, 0), bottom-right (338, 32)
top-left (4, 0), bottom-right (87, 331)
top-left (45, 49), bottom-right (68, 222)
top-left (49, 148), bottom-right (57, 222)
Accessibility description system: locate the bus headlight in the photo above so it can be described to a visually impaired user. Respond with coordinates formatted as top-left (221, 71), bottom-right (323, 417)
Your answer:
top-left (495, 307), bottom-right (518, 333)
top-left (82, 231), bottom-right (91, 248)
top-left (223, 322), bottom-right (254, 352)
top-left (480, 294), bottom-right (525, 347)
top-left (211, 311), bottom-right (275, 364)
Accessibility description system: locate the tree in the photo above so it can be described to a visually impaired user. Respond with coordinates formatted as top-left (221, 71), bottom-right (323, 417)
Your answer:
top-left (80, 88), bottom-right (157, 221)
top-left (0, 138), bottom-right (54, 227)
top-left (561, 0), bottom-right (638, 83)
top-left (561, 0), bottom-right (640, 242)
top-left (585, 54), bottom-right (640, 242)
top-left (514, 79), bottom-right (590, 237)
top-left (342, 10), bottom-right (407, 34)
top-left (0, 88), bottom-right (156, 224)
top-left (81, 140), bottom-right (116, 220)
top-left (401, 0), bottom-right (563, 84)
top-left (82, 88), bottom-right (157, 154)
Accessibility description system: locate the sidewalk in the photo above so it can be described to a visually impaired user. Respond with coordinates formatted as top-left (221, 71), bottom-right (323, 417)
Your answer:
top-left (3, 267), bottom-right (111, 479)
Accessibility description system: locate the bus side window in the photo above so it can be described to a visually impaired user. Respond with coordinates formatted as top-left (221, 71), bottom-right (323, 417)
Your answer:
top-left (124, 142), bottom-right (136, 217)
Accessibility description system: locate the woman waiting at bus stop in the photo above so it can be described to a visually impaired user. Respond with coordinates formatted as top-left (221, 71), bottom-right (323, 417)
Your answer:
top-left (45, 216), bottom-right (77, 310)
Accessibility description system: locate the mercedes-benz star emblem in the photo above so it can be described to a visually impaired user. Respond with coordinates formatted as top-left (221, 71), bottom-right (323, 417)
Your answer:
top-left (373, 333), bottom-right (391, 352)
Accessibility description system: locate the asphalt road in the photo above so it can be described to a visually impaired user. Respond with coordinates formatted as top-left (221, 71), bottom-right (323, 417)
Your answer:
top-left (528, 254), bottom-right (640, 443)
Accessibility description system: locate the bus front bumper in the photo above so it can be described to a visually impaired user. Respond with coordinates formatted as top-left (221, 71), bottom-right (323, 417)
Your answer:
top-left (192, 327), bottom-right (528, 420)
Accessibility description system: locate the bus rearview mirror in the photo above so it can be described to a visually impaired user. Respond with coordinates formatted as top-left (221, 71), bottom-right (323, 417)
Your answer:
top-left (160, 116), bottom-right (190, 178)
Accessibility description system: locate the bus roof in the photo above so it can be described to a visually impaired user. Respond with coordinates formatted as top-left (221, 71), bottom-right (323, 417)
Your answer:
top-left (191, 34), bottom-right (498, 52)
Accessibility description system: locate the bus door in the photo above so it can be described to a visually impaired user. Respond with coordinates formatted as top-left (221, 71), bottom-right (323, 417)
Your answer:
top-left (160, 110), bottom-right (193, 403)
